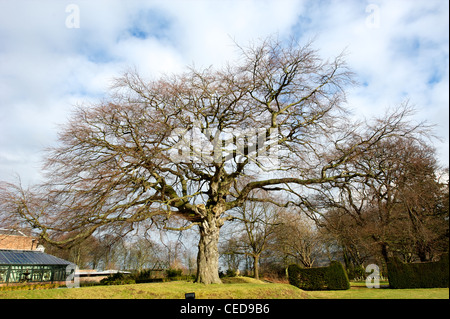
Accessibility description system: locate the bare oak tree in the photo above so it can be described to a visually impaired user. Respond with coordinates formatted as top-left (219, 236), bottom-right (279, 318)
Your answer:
top-left (274, 210), bottom-right (321, 268)
top-left (0, 38), bottom-right (424, 284)
top-left (229, 198), bottom-right (281, 280)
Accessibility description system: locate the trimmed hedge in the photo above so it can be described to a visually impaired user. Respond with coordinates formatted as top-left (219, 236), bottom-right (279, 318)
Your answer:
top-left (99, 272), bottom-right (135, 285)
top-left (387, 253), bottom-right (449, 289)
top-left (288, 261), bottom-right (350, 290)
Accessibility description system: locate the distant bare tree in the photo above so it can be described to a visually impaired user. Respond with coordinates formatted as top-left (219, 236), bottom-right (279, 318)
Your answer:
top-left (230, 198), bottom-right (281, 280)
top-left (274, 210), bottom-right (321, 268)
top-left (119, 236), bottom-right (164, 271)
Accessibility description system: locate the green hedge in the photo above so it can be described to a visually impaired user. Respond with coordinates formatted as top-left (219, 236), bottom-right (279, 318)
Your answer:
top-left (387, 254), bottom-right (449, 289)
top-left (288, 261), bottom-right (350, 290)
top-left (99, 272), bottom-right (135, 285)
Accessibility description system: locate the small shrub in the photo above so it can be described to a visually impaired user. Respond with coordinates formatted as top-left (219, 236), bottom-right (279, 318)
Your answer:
top-left (219, 268), bottom-right (239, 278)
top-left (99, 272), bottom-right (135, 285)
top-left (327, 261), bottom-right (350, 290)
top-left (132, 269), bottom-right (159, 283)
top-left (165, 268), bottom-right (183, 278)
top-left (226, 269), bottom-right (237, 277)
top-left (288, 261), bottom-right (350, 291)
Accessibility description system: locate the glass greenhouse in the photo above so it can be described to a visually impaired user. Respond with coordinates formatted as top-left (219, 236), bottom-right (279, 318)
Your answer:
top-left (0, 249), bottom-right (74, 285)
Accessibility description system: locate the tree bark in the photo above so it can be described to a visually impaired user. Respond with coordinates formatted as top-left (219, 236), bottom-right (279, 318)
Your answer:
top-left (253, 255), bottom-right (260, 280)
top-left (380, 242), bottom-right (390, 263)
top-left (195, 216), bottom-right (222, 284)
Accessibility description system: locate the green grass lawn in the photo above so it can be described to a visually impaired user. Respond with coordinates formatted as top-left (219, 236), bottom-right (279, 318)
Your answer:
top-left (0, 277), bottom-right (448, 299)
top-left (308, 285), bottom-right (449, 299)
top-left (0, 277), bottom-right (309, 299)
top-left (307, 281), bottom-right (448, 299)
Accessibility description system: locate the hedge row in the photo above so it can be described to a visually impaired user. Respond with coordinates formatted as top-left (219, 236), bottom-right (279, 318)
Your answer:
top-left (387, 253), bottom-right (449, 289)
top-left (99, 268), bottom-right (194, 285)
top-left (288, 261), bottom-right (350, 290)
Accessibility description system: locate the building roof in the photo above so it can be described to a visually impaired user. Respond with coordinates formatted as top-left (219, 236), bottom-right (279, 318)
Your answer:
top-left (76, 269), bottom-right (131, 276)
top-left (0, 249), bottom-right (74, 266)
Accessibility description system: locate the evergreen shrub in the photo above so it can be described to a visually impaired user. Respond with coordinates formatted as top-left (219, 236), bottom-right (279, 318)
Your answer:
top-left (132, 269), bottom-right (164, 283)
top-left (99, 272), bottom-right (135, 285)
top-left (387, 253), bottom-right (449, 289)
top-left (288, 261), bottom-right (350, 290)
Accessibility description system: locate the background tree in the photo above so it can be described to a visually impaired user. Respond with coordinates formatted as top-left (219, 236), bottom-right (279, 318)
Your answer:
top-left (226, 198), bottom-right (280, 280)
top-left (118, 236), bottom-right (164, 271)
top-left (317, 136), bottom-right (448, 265)
top-left (219, 236), bottom-right (245, 275)
top-left (0, 37), bottom-right (426, 284)
top-left (274, 210), bottom-right (322, 268)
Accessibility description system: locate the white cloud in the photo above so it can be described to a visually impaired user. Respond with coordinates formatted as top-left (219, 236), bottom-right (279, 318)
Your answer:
top-left (0, 0), bottom-right (448, 185)
top-left (290, 1), bottom-right (449, 168)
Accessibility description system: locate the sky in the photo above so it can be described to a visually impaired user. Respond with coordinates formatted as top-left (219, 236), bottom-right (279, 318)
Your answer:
top-left (0, 0), bottom-right (448, 186)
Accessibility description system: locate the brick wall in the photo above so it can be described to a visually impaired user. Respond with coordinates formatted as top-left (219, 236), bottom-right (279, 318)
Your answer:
top-left (0, 235), bottom-right (37, 250)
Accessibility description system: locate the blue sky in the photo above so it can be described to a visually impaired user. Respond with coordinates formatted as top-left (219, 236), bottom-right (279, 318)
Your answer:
top-left (0, 0), bottom-right (448, 185)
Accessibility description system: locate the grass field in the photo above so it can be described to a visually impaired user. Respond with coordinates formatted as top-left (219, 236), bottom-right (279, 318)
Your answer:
top-left (308, 286), bottom-right (449, 299)
top-left (0, 277), bottom-right (448, 299)
top-left (0, 277), bottom-right (309, 299)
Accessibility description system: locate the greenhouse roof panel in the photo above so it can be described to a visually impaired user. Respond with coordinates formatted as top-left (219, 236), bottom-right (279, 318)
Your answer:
top-left (0, 249), bottom-right (74, 266)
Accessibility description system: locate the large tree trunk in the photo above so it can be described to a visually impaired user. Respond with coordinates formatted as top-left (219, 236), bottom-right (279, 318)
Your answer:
top-left (416, 241), bottom-right (432, 262)
top-left (195, 216), bottom-right (222, 284)
top-left (380, 242), bottom-right (390, 263)
top-left (253, 254), bottom-right (260, 280)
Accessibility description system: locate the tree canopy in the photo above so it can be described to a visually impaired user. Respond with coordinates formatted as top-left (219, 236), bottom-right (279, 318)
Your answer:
top-left (0, 37), bottom-right (431, 284)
